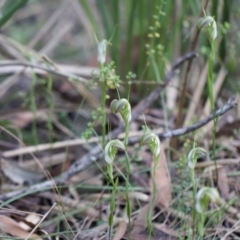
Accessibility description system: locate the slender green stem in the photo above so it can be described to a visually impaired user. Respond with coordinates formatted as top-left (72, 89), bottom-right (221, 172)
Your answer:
top-left (125, 152), bottom-right (132, 239)
top-left (111, 0), bottom-right (120, 70)
top-left (100, 63), bottom-right (107, 148)
top-left (147, 155), bottom-right (158, 237)
top-left (108, 178), bottom-right (118, 240)
top-left (219, 0), bottom-right (231, 62)
top-left (198, 213), bottom-right (205, 240)
top-left (138, 0), bottom-right (146, 79)
top-left (125, 0), bottom-right (137, 75)
top-left (30, 70), bottom-right (38, 145)
top-left (191, 169), bottom-right (197, 237)
top-left (124, 123), bottom-right (130, 146)
top-left (107, 164), bottom-right (113, 181)
top-left (149, 53), bottom-right (161, 82)
top-left (47, 75), bottom-right (54, 143)
top-left (123, 116), bottom-right (131, 238)
top-left (79, 0), bottom-right (100, 37)
top-left (208, 40), bottom-right (218, 182)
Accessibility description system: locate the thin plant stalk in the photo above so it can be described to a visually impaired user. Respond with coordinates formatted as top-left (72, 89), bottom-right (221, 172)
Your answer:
top-left (108, 178), bottom-right (118, 240)
top-left (125, 0), bottom-right (137, 75)
top-left (111, 0), bottom-right (120, 69)
top-left (124, 123), bottom-right (129, 146)
top-left (198, 13), bottom-right (218, 182)
top-left (147, 154), bottom-right (158, 238)
top-left (100, 63), bottom-right (107, 148)
top-left (138, 0), bottom-right (146, 79)
top-left (79, 0), bottom-right (99, 37)
top-left (208, 36), bottom-right (218, 182)
top-left (123, 113), bottom-right (131, 238)
top-left (30, 69), bottom-right (38, 145)
top-left (187, 147), bottom-right (207, 238)
top-left (198, 213), bottom-right (205, 240)
top-left (124, 152), bottom-right (132, 239)
top-left (191, 167), bottom-right (197, 235)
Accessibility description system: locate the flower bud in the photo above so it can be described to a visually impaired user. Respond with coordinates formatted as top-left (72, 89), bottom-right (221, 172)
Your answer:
top-left (198, 16), bottom-right (217, 41)
top-left (140, 133), bottom-right (161, 158)
top-left (104, 139), bottom-right (125, 164)
top-left (187, 147), bottom-right (207, 169)
top-left (195, 187), bottom-right (220, 213)
top-left (110, 98), bottom-right (131, 124)
top-left (98, 40), bottom-right (108, 64)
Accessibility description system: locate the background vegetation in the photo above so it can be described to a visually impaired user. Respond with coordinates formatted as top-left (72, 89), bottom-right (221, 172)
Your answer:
top-left (0, 0), bottom-right (239, 239)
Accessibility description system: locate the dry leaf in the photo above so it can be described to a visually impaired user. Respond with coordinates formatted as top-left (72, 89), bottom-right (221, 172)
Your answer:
top-left (131, 205), bottom-right (176, 240)
top-left (0, 214), bottom-right (42, 239)
top-left (217, 167), bottom-right (230, 200)
top-left (1, 159), bottom-right (44, 184)
top-left (10, 111), bottom-right (48, 129)
top-left (132, 204), bottom-right (149, 234)
top-left (151, 144), bottom-right (172, 208)
top-left (113, 220), bottom-right (127, 240)
top-left (132, 143), bottom-right (172, 237)
top-left (19, 214), bottom-right (41, 231)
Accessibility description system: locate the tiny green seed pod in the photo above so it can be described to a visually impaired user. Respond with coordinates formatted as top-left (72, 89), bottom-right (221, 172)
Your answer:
top-left (198, 16), bottom-right (217, 41)
top-left (195, 187), bottom-right (220, 213)
top-left (104, 139), bottom-right (125, 164)
top-left (140, 132), bottom-right (161, 158)
top-left (110, 98), bottom-right (131, 124)
top-left (187, 147), bottom-right (207, 169)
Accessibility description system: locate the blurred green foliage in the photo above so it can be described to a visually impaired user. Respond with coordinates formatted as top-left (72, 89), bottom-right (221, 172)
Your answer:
top-left (0, 0), bottom-right (29, 28)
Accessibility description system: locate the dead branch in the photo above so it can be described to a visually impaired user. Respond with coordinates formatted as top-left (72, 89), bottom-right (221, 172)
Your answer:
top-left (158, 96), bottom-right (237, 139)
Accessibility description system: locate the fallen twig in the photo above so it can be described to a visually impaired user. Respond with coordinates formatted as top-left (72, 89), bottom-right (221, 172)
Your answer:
top-left (0, 60), bottom-right (88, 83)
top-left (158, 96), bottom-right (237, 139)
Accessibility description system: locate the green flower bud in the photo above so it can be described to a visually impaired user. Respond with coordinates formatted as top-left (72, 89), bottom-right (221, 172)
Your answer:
top-left (198, 16), bottom-right (217, 41)
top-left (140, 133), bottom-right (161, 158)
top-left (98, 40), bottom-right (108, 64)
top-left (110, 99), bottom-right (131, 124)
top-left (104, 139), bottom-right (125, 164)
top-left (195, 187), bottom-right (220, 213)
top-left (187, 147), bottom-right (207, 169)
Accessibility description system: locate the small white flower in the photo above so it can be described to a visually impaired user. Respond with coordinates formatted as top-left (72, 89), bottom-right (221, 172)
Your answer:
top-left (195, 187), bottom-right (220, 213)
top-left (110, 99), bottom-right (131, 124)
top-left (104, 139), bottom-right (125, 164)
top-left (98, 40), bottom-right (108, 64)
top-left (187, 147), bottom-right (207, 169)
top-left (140, 133), bottom-right (161, 158)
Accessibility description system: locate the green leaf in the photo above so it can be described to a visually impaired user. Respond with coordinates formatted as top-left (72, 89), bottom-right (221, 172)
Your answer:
top-left (0, 0), bottom-right (29, 29)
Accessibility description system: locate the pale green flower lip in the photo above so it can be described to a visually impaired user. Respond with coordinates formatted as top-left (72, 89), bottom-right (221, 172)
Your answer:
top-left (98, 40), bottom-right (108, 64)
top-left (187, 147), bottom-right (207, 169)
top-left (104, 139), bottom-right (125, 164)
top-left (110, 98), bottom-right (131, 123)
top-left (140, 132), bottom-right (161, 157)
top-left (195, 187), bottom-right (220, 213)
